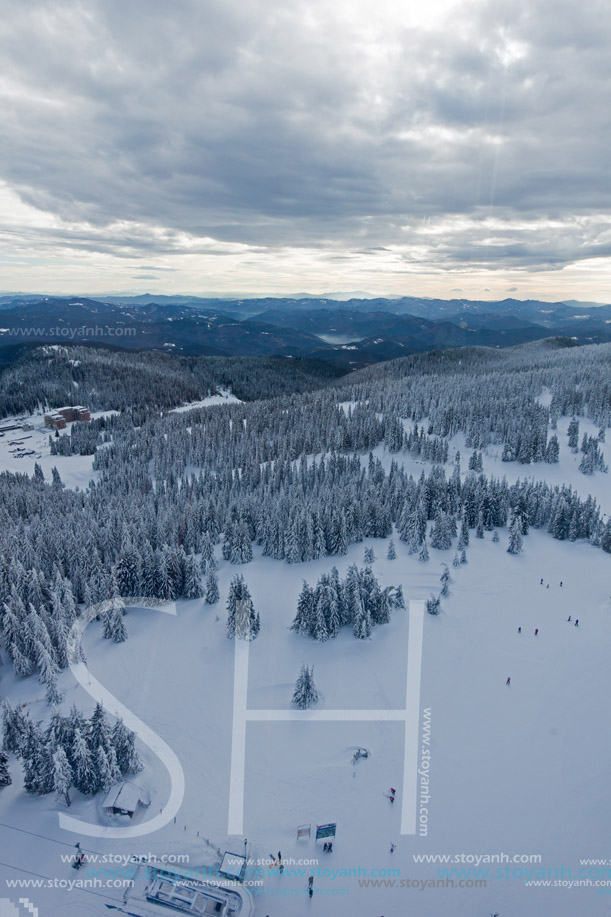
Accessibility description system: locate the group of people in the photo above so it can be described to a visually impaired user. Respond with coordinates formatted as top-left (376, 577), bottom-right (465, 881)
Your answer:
top-left (508, 578), bottom-right (580, 685)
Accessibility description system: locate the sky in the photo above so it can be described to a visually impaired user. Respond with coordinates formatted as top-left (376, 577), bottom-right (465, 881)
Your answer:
top-left (1, 0), bottom-right (611, 301)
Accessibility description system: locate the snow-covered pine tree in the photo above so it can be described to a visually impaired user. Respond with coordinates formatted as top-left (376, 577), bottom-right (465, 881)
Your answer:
top-left (545, 434), bottom-right (560, 463)
top-left (387, 539), bottom-right (396, 560)
top-left (440, 564), bottom-right (453, 598)
top-left (200, 532), bottom-right (215, 575)
top-left (567, 417), bottom-right (579, 451)
top-left (0, 751), bottom-right (11, 787)
top-left (112, 719), bottom-right (143, 775)
top-left (183, 552), bottom-right (203, 599)
top-left (110, 601), bottom-right (128, 643)
top-left (226, 575), bottom-right (258, 640)
top-left (52, 746), bottom-right (72, 806)
top-left (205, 568), bottom-right (220, 604)
top-left (292, 664), bottom-right (319, 709)
top-left (363, 547), bottom-right (375, 564)
top-left (430, 511), bottom-right (453, 550)
top-left (458, 513), bottom-right (469, 549)
top-left (507, 514), bottom-right (524, 555)
top-left (95, 746), bottom-right (114, 794)
top-left (231, 522), bottom-right (253, 564)
top-left (2, 702), bottom-right (27, 754)
top-left (106, 745), bottom-right (122, 787)
top-left (71, 726), bottom-right (98, 794)
top-left (88, 702), bottom-right (112, 756)
top-left (418, 541), bottom-right (430, 563)
top-left (353, 600), bottom-right (372, 639)
top-left (425, 594), bottom-right (441, 616)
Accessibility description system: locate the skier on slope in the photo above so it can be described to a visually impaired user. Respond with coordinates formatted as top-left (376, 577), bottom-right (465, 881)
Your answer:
top-left (567, 615), bottom-right (571, 622)
top-left (506, 677), bottom-right (511, 686)
top-left (535, 628), bottom-right (539, 636)
top-left (575, 619), bottom-right (579, 627)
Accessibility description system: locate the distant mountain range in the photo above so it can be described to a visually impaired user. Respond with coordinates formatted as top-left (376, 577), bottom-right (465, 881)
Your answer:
top-left (1, 293), bottom-right (610, 368)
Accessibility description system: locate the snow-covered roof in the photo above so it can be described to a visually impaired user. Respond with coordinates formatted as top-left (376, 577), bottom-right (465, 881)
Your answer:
top-left (220, 851), bottom-right (247, 880)
top-left (102, 781), bottom-right (150, 812)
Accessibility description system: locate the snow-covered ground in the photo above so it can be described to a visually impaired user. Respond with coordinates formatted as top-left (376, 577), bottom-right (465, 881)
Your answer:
top-left (0, 413), bottom-right (97, 488)
top-left (1, 410), bottom-right (611, 916)
top-left (1, 519), bottom-right (611, 915)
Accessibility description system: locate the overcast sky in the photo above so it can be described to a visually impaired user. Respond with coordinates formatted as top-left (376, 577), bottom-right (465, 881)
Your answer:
top-left (1, 0), bottom-right (610, 300)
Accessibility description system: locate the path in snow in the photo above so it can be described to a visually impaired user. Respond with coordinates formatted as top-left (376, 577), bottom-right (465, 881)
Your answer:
top-left (62, 601), bottom-right (185, 839)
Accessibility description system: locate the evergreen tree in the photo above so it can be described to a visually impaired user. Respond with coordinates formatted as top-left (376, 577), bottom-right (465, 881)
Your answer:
top-left (353, 600), bottom-right (372, 639)
top-left (386, 539), bottom-right (396, 560)
top-left (111, 607), bottom-right (128, 643)
top-left (430, 511), bottom-right (453, 550)
top-left (88, 703), bottom-right (112, 756)
top-left (545, 434), bottom-right (560, 463)
top-left (205, 568), bottom-right (220, 604)
top-left (183, 553), bottom-right (203, 599)
top-left (52, 746), bottom-right (72, 806)
top-left (2, 702), bottom-right (26, 754)
top-left (226, 575), bottom-right (258, 640)
top-left (567, 417), bottom-right (580, 450)
top-left (291, 581), bottom-right (315, 634)
top-left (363, 547), bottom-right (375, 564)
top-left (418, 541), bottom-right (430, 563)
top-left (440, 564), bottom-right (453, 598)
top-left (425, 594), bottom-right (441, 616)
top-left (0, 751), bottom-right (11, 787)
top-left (507, 514), bottom-right (524, 555)
top-left (112, 719), bottom-right (143, 774)
top-left (106, 745), bottom-right (122, 787)
top-left (71, 726), bottom-right (98, 795)
top-left (292, 664), bottom-right (319, 710)
top-left (458, 513), bottom-right (470, 549)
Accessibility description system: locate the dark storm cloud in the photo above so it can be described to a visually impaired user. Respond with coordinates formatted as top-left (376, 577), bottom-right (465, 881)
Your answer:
top-left (0, 0), bottom-right (610, 272)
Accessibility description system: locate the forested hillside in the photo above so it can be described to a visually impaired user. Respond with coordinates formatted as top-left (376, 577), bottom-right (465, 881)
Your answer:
top-left (1, 339), bottom-right (610, 695)
top-left (0, 346), bottom-right (344, 416)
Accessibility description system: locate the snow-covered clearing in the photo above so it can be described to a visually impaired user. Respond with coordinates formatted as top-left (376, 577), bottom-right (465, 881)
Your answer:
top-left (169, 391), bottom-right (242, 413)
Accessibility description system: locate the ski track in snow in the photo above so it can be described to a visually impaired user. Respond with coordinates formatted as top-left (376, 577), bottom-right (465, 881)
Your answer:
top-left (61, 601), bottom-right (185, 839)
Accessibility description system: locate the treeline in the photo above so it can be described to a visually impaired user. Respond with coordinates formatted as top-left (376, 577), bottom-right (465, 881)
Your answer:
top-left (0, 345), bottom-right (344, 416)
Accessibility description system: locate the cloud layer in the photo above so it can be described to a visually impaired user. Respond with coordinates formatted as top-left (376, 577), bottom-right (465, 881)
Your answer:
top-left (1, 0), bottom-right (610, 295)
